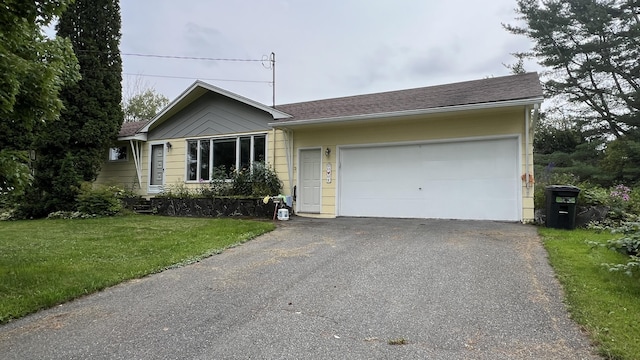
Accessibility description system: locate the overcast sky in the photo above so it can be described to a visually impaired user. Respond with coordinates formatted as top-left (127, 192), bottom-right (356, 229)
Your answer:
top-left (120, 0), bottom-right (540, 105)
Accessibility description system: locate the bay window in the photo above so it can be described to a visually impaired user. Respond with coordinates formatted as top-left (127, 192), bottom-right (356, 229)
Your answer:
top-left (187, 134), bottom-right (266, 181)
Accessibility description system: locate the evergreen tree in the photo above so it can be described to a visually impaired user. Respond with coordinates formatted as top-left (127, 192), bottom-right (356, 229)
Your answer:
top-left (506, 0), bottom-right (640, 186)
top-left (25, 0), bottom-right (123, 216)
top-left (505, 0), bottom-right (640, 140)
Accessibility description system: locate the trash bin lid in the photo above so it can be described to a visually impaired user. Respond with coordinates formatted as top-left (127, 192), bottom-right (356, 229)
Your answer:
top-left (545, 185), bottom-right (581, 194)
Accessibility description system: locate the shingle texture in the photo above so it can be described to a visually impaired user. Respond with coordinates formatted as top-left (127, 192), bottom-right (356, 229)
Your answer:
top-left (118, 120), bottom-right (150, 137)
top-left (274, 72), bottom-right (542, 122)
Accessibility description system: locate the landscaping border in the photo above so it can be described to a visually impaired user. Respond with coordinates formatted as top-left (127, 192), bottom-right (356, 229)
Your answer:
top-left (149, 197), bottom-right (288, 218)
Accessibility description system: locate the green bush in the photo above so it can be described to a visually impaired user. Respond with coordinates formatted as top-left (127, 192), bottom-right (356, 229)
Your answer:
top-left (230, 168), bottom-right (253, 196)
top-left (202, 166), bottom-right (232, 196)
top-left (157, 182), bottom-right (195, 199)
top-left (76, 183), bottom-right (123, 216)
top-left (588, 222), bottom-right (640, 276)
top-left (203, 162), bottom-right (282, 197)
top-left (248, 162), bottom-right (282, 196)
top-left (157, 163), bottom-right (282, 199)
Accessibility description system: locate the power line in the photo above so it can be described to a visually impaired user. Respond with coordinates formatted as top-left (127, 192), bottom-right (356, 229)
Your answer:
top-left (123, 72), bottom-right (272, 84)
top-left (74, 49), bottom-right (264, 62)
top-left (121, 52), bottom-right (263, 62)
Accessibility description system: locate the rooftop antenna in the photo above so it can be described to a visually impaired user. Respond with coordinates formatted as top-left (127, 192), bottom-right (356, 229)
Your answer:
top-left (263, 52), bottom-right (275, 107)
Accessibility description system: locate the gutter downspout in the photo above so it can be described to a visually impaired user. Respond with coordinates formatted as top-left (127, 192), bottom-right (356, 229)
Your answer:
top-left (525, 107), bottom-right (531, 197)
top-left (272, 128), bottom-right (276, 166)
top-left (524, 103), bottom-right (540, 198)
top-left (284, 129), bottom-right (294, 196)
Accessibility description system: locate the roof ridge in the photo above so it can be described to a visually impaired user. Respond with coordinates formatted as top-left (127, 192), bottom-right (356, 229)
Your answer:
top-left (276, 72), bottom-right (539, 108)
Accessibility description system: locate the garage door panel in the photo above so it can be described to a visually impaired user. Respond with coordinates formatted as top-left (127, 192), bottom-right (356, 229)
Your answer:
top-left (339, 138), bottom-right (520, 220)
top-left (341, 197), bottom-right (425, 218)
top-left (342, 179), bottom-right (419, 198)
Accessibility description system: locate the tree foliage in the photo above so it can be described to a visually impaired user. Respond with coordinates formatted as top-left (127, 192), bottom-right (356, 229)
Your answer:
top-left (0, 0), bottom-right (80, 203)
top-left (122, 88), bottom-right (169, 122)
top-left (23, 0), bottom-right (123, 217)
top-left (534, 121), bottom-right (604, 183)
top-left (534, 119), bottom-right (640, 186)
top-left (505, 0), bottom-right (640, 140)
top-left (601, 136), bottom-right (640, 183)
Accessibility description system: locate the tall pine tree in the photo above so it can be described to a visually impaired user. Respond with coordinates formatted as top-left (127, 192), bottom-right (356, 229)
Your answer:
top-left (504, 0), bottom-right (640, 140)
top-left (25, 0), bottom-right (123, 216)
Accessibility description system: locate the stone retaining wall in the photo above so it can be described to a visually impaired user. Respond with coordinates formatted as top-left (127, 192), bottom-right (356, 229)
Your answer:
top-left (150, 198), bottom-right (288, 218)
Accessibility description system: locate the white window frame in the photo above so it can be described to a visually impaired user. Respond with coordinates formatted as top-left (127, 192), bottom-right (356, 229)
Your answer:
top-left (185, 133), bottom-right (267, 182)
top-left (108, 146), bottom-right (128, 162)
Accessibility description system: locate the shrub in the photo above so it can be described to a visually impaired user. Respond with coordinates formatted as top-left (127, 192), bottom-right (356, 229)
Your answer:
top-left (203, 162), bottom-right (282, 197)
top-left (578, 185), bottom-right (608, 207)
top-left (203, 166), bottom-right (232, 196)
top-left (156, 163), bottom-right (282, 199)
top-left (230, 168), bottom-right (253, 196)
top-left (76, 183), bottom-right (123, 216)
top-left (588, 222), bottom-right (640, 276)
top-left (248, 162), bottom-right (282, 196)
top-left (157, 182), bottom-right (195, 199)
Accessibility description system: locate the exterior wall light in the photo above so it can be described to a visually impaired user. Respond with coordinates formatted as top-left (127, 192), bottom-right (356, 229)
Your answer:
top-left (325, 147), bottom-right (331, 157)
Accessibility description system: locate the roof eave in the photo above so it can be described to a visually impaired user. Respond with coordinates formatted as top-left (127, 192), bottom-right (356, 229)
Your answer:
top-left (269, 97), bottom-right (544, 128)
top-left (118, 133), bottom-right (147, 141)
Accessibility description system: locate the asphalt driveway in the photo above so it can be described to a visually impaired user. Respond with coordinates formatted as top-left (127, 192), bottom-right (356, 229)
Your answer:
top-left (0, 218), bottom-right (598, 359)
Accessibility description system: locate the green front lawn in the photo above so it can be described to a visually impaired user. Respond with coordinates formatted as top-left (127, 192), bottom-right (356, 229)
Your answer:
top-left (540, 228), bottom-right (640, 360)
top-left (0, 215), bottom-right (274, 324)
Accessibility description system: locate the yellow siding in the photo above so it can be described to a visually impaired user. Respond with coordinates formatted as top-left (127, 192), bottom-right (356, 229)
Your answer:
top-left (163, 140), bottom-right (186, 187)
top-left (94, 159), bottom-right (139, 190)
top-left (271, 130), bottom-right (292, 195)
top-left (94, 142), bottom-right (144, 195)
top-left (124, 131), bottom-right (289, 195)
top-left (288, 107), bottom-right (534, 221)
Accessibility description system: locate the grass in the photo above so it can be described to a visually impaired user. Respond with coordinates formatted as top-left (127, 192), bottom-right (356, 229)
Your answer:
top-left (0, 215), bottom-right (274, 324)
top-left (540, 227), bottom-right (640, 360)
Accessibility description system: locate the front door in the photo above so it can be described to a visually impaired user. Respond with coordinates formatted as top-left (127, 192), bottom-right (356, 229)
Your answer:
top-left (149, 144), bottom-right (164, 192)
top-left (299, 148), bottom-right (322, 213)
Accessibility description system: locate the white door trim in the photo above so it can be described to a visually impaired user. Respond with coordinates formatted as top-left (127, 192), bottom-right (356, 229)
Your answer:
top-left (148, 141), bottom-right (166, 194)
top-left (297, 147), bottom-right (322, 213)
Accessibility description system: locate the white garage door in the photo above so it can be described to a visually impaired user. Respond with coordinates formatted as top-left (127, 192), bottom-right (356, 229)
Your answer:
top-left (338, 138), bottom-right (520, 220)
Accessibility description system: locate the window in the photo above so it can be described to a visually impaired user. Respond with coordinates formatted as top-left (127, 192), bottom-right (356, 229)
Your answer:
top-left (108, 146), bottom-right (128, 161)
top-left (186, 134), bottom-right (267, 181)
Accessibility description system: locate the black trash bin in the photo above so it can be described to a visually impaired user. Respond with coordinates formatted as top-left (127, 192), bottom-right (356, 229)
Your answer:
top-left (545, 185), bottom-right (581, 229)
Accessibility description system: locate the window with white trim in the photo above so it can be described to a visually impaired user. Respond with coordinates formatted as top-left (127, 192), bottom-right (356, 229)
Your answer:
top-left (108, 146), bottom-right (128, 161)
top-left (187, 134), bottom-right (266, 181)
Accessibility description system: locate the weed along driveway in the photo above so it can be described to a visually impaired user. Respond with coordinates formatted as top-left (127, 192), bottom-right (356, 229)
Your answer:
top-left (0, 218), bottom-right (598, 359)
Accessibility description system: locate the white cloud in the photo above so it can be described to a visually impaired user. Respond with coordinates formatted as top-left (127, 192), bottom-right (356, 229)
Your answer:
top-left (119, 0), bottom-right (537, 104)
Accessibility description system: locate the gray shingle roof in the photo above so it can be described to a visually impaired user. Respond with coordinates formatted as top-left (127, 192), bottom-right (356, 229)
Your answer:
top-left (118, 120), bottom-right (150, 137)
top-left (274, 72), bottom-right (542, 122)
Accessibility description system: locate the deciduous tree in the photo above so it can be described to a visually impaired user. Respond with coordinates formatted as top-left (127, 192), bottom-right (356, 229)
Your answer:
top-left (25, 0), bottom-right (123, 216)
top-left (0, 0), bottom-right (80, 204)
top-left (123, 88), bottom-right (169, 122)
